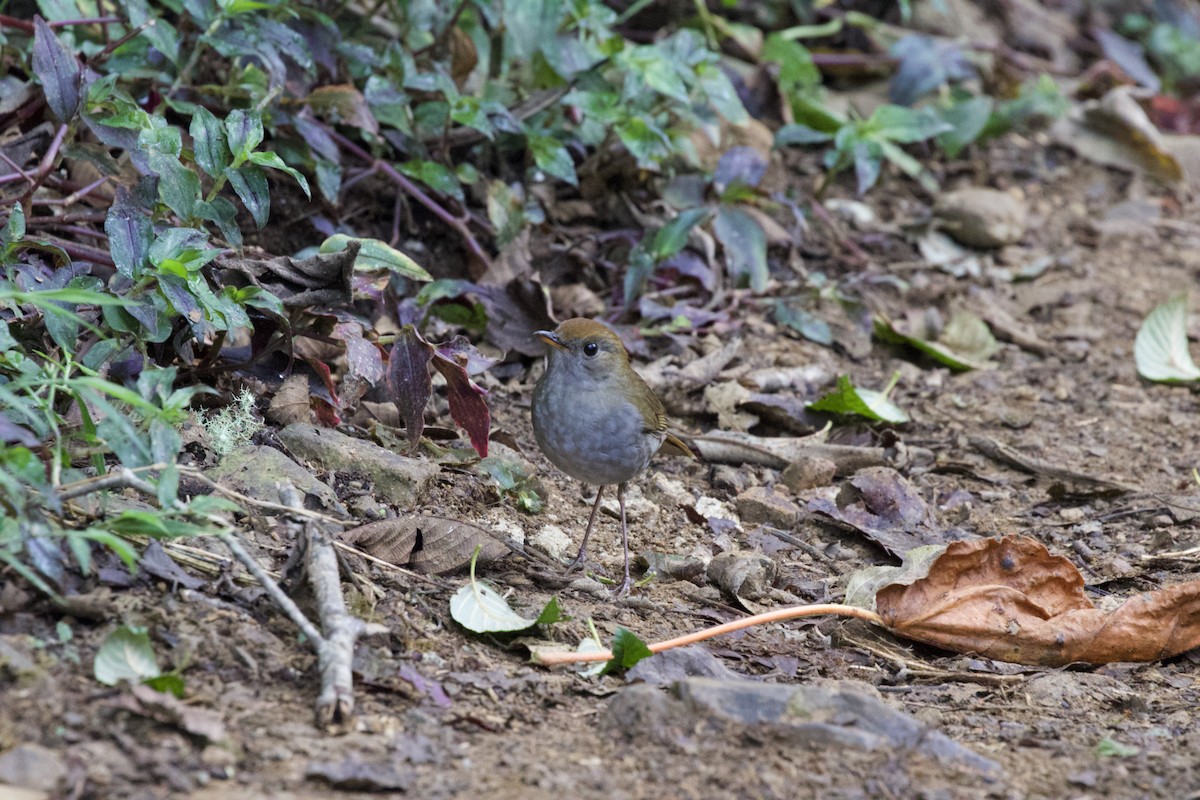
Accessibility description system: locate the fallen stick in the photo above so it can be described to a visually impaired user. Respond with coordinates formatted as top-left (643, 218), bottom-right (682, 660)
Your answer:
top-left (532, 603), bottom-right (882, 666)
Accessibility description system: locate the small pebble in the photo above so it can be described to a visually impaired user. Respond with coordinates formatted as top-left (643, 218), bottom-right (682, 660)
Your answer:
top-left (1059, 507), bottom-right (1086, 523)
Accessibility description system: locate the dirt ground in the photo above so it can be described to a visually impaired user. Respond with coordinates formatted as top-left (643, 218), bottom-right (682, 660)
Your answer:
top-left (3, 143), bottom-right (1200, 800)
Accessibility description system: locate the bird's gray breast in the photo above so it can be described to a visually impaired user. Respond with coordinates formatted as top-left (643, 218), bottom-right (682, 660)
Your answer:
top-left (532, 373), bottom-right (663, 486)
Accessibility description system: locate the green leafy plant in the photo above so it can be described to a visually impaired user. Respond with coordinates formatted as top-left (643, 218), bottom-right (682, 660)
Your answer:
top-left (478, 457), bottom-right (544, 513)
top-left (808, 374), bottom-right (909, 424)
top-left (779, 104), bottom-right (951, 195)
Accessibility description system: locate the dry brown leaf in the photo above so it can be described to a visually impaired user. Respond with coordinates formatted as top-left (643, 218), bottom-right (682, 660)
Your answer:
top-left (876, 535), bottom-right (1200, 666)
top-left (267, 374), bottom-right (313, 426)
top-left (340, 516), bottom-right (508, 575)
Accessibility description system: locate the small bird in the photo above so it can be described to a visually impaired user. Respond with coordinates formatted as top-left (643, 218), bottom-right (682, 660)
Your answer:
top-left (531, 318), bottom-right (693, 596)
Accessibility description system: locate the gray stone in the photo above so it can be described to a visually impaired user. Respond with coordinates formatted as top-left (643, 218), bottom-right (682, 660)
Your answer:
top-left (781, 456), bottom-right (837, 491)
top-left (672, 677), bottom-right (1001, 776)
top-left (0, 743), bottom-right (66, 791)
top-left (626, 645), bottom-right (742, 687)
top-left (277, 424), bottom-right (438, 506)
top-left (934, 187), bottom-right (1027, 249)
top-left (734, 486), bottom-right (800, 527)
top-left (206, 444), bottom-right (347, 515)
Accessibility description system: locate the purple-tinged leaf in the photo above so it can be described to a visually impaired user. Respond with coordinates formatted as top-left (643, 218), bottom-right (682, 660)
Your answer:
top-left (190, 106), bottom-right (230, 178)
top-left (397, 665), bottom-right (451, 708)
top-left (225, 165), bottom-right (270, 227)
top-left (713, 206), bottom-right (768, 293)
top-left (32, 16), bottom-right (81, 122)
top-left (387, 325), bottom-right (434, 451)
top-left (224, 109), bottom-right (264, 160)
top-left (713, 146), bottom-right (767, 194)
top-left (333, 322), bottom-right (385, 384)
top-left (434, 335), bottom-right (499, 377)
top-left (0, 414), bottom-right (39, 447)
top-left (431, 353), bottom-right (490, 458)
top-left (105, 188), bottom-right (152, 279)
top-left (332, 321), bottom-right (384, 409)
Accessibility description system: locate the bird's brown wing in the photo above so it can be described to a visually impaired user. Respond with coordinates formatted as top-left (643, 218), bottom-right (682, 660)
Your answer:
top-left (637, 379), bottom-right (696, 459)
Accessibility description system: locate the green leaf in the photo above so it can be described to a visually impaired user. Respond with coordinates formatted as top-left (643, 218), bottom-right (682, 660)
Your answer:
top-left (248, 150), bottom-right (311, 198)
top-left (713, 206), bottom-right (768, 292)
top-left (762, 33), bottom-right (820, 91)
top-left (147, 151), bottom-right (200, 221)
top-left (1095, 738), bottom-right (1140, 758)
top-left (696, 63), bottom-right (748, 124)
top-left (874, 313), bottom-right (999, 372)
top-left (4, 203), bottom-right (25, 246)
top-left (651, 207), bottom-right (711, 260)
top-left (94, 625), bottom-right (161, 686)
top-left (1134, 293), bottom-right (1200, 382)
top-left (399, 160), bottom-right (463, 202)
top-left (534, 597), bottom-right (565, 626)
top-left (486, 181), bottom-right (525, 247)
top-left (600, 627), bottom-right (653, 675)
top-left (936, 96), bottom-right (994, 158)
top-left (808, 375), bottom-right (909, 424)
top-left (615, 117), bottom-right (672, 168)
top-left (143, 673), bottom-right (186, 698)
top-left (528, 135), bottom-right (578, 186)
top-left (32, 16), bottom-right (82, 122)
top-left (319, 235), bottom-right (432, 281)
top-left (633, 49), bottom-right (689, 103)
top-left (0, 287), bottom-right (131, 307)
top-left (774, 299), bottom-right (833, 345)
top-left (775, 124), bottom-right (835, 147)
top-left (450, 576), bottom-right (538, 633)
top-left (224, 109), bottom-right (264, 161)
top-left (189, 106), bottom-right (229, 178)
top-left (196, 197), bottom-right (243, 248)
top-left (105, 194), bottom-right (152, 279)
top-left (868, 105), bottom-right (952, 144)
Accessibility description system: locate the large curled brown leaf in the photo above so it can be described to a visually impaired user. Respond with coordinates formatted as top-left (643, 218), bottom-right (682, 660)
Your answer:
top-left (876, 535), bottom-right (1200, 666)
top-left (339, 516), bottom-right (507, 575)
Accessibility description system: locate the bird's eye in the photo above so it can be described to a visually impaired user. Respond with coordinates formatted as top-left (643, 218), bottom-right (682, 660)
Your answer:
top-left (583, 342), bottom-right (599, 357)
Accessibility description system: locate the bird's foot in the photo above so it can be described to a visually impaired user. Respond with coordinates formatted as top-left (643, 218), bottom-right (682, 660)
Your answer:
top-left (564, 553), bottom-right (607, 580)
top-left (612, 575), bottom-right (633, 599)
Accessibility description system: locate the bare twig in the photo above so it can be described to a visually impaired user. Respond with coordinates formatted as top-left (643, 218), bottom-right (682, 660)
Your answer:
top-left (16, 124), bottom-right (68, 206)
top-left (533, 603), bottom-right (883, 666)
top-left (62, 469), bottom-right (325, 651)
top-left (968, 434), bottom-right (1138, 494)
top-left (32, 175), bottom-right (111, 206)
top-left (324, 127), bottom-right (493, 270)
top-left (276, 485), bottom-right (387, 728)
top-left (0, 15), bottom-right (122, 32)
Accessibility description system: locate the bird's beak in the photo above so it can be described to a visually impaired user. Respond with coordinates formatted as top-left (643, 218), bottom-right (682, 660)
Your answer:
top-left (534, 329), bottom-right (568, 351)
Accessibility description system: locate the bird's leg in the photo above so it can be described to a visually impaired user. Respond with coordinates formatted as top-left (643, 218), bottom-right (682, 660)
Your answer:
top-left (566, 484), bottom-right (605, 572)
top-left (613, 481), bottom-right (632, 598)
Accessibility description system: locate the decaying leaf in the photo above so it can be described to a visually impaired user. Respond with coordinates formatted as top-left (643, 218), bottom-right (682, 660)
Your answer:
top-left (808, 467), bottom-right (963, 556)
top-left (218, 241), bottom-right (358, 308)
top-left (707, 552), bottom-right (777, 610)
top-left (875, 310), bottom-right (999, 371)
top-left (267, 374), bottom-right (314, 426)
top-left (339, 516), bottom-right (507, 574)
top-left (1049, 86), bottom-right (1183, 182)
top-left (876, 535), bottom-right (1200, 666)
top-left (123, 684), bottom-right (227, 744)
